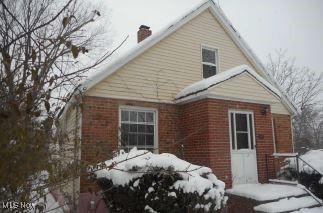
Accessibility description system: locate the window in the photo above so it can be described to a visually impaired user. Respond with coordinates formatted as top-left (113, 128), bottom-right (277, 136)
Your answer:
top-left (202, 46), bottom-right (218, 78)
top-left (120, 107), bottom-right (156, 152)
top-left (229, 111), bottom-right (255, 150)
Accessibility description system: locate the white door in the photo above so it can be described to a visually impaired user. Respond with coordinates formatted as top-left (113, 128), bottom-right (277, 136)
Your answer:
top-left (229, 111), bottom-right (258, 185)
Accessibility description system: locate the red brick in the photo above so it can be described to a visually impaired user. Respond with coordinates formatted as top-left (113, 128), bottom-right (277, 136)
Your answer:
top-left (80, 96), bottom-right (292, 191)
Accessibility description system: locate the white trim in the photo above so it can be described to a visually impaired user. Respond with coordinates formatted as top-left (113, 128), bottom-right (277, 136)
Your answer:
top-left (88, 94), bottom-right (174, 104)
top-left (175, 92), bottom-right (276, 106)
top-left (118, 105), bottom-right (159, 153)
top-left (246, 73), bottom-right (281, 100)
top-left (272, 117), bottom-right (277, 153)
top-left (228, 111), bottom-right (234, 151)
top-left (229, 110), bottom-right (256, 151)
top-left (272, 153), bottom-right (298, 157)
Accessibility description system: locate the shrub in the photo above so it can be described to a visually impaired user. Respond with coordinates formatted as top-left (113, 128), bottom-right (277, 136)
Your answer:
top-left (92, 148), bottom-right (227, 212)
top-left (281, 150), bottom-right (323, 199)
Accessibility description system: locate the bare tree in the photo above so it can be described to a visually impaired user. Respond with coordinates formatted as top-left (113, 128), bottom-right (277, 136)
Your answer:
top-left (267, 49), bottom-right (323, 151)
top-left (0, 0), bottom-right (125, 209)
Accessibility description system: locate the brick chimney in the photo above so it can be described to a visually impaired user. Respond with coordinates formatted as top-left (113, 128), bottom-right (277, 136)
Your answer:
top-left (137, 25), bottom-right (152, 43)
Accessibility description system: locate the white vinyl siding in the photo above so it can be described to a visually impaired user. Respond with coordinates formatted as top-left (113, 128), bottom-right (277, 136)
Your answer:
top-left (59, 105), bottom-right (81, 202)
top-left (86, 9), bottom-right (290, 115)
top-left (86, 10), bottom-right (259, 102)
top-left (209, 73), bottom-right (290, 114)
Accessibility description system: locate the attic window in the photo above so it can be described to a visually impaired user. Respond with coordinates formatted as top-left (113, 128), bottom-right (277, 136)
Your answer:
top-left (202, 46), bottom-right (218, 78)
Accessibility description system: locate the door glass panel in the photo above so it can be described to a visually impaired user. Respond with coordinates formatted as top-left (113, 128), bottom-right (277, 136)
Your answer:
top-left (230, 113), bottom-right (235, 150)
top-left (249, 114), bottom-right (254, 149)
top-left (237, 133), bottom-right (249, 149)
top-left (236, 114), bottom-right (247, 131)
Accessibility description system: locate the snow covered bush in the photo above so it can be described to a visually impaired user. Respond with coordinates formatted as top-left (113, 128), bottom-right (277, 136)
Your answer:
top-left (282, 150), bottom-right (323, 199)
top-left (92, 148), bottom-right (226, 212)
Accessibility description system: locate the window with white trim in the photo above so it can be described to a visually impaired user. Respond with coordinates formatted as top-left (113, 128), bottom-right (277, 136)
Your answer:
top-left (229, 111), bottom-right (255, 150)
top-left (120, 107), bottom-right (156, 152)
top-left (202, 46), bottom-right (218, 78)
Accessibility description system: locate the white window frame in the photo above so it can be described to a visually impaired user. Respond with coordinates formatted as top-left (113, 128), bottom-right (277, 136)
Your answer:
top-left (229, 110), bottom-right (256, 151)
top-left (119, 106), bottom-right (158, 153)
top-left (201, 45), bottom-right (219, 78)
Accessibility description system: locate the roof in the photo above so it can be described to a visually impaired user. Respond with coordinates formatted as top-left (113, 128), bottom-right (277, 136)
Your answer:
top-left (60, 0), bottom-right (297, 118)
top-left (175, 65), bottom-right (281, 101)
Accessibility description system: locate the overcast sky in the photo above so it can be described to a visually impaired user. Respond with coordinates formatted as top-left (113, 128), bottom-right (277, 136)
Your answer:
top-left (96, 0), bottom-right (323, 76)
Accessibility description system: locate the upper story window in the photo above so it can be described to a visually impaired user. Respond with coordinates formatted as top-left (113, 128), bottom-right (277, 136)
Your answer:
top-left (120, 107), bottom-right (157, 152)
top-left (202, 46), bottom-right (218, 78)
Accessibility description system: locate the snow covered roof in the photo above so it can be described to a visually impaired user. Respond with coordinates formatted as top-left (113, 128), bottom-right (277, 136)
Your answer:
top-left (175, 65), bottom-right (281, 100)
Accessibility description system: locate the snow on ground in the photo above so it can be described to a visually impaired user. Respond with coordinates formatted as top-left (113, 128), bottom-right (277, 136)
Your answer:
top-left (292, 207), bottom-right (323, 213)
top-left (175, 65), bottom-right (281, 100)
top-left (286, 150), bottom-right (323, 175)
top-left (226, 184), bottom-right (306, 201)
top-left (94, 148), bottom-right (226, 208)
top-left (28, 171), bottom-right (66, 212)
top-left (145, 205), bottom-right (157, 213)
top-left (254, 196), bottom-right (318, 213)
top-left (30, 192), bottom-right (65, 213)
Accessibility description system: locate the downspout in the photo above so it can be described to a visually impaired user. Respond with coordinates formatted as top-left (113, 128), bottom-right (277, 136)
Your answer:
top-left (290, 115), bottom-right (295, 153)
top-left (271, 116), bottom-right (277, 153)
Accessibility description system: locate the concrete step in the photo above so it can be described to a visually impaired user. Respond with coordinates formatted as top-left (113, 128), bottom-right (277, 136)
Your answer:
top-left (254, 196), bottom-right (320, 213)
top-left (269, 179), bottom-right (298, 186)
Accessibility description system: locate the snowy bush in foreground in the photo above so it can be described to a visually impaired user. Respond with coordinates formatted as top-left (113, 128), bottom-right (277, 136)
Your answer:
top-left (282, 150), bottom-right (323, 199)
top-left (93, 148), bottom-right (226, 212)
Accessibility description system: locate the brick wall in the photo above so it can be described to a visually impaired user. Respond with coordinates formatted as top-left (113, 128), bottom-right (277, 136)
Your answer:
top-left (81, 96), bottom-right (290, 191)
top-left (272, 113), bottom-right (293, 153)
top-left (179, 99), bottom-right (211, 167)
top-left (180, 99), bottom-right (276, 188)
top-left (81, 96), bottom-right (182, 192)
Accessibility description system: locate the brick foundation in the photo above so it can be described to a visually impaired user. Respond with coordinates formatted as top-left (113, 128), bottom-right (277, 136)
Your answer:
top-left (81, 96), bottom-right (292, 191)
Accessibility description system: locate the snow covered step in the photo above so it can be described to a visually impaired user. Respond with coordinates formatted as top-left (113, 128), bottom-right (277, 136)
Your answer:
top-left (269, 179), bottom-right (298, 186)
top-left (254, 196), bottom-right (320, 213)
top-left (226, 184), bottom-right (307, 202)
top-left (291, 206), bottom-right (323, 213)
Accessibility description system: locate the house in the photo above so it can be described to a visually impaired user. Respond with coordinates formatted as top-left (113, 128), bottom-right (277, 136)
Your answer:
top-left (59, 0), bottom-right (296, 196)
